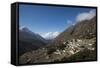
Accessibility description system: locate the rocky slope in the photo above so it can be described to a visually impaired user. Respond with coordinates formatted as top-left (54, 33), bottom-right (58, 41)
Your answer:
top-left (55, 16), bottom-right (96, 42)
top-left (19, 17), bottom-right (97, 64)
top-left (19, 27), bottom-right (48, 56)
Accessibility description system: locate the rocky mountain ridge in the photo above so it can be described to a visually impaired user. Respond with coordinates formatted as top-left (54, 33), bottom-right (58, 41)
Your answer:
top-left (19, 16), bottom-right (97, 64)
top-left (19, 27), bottom-right (48, 56)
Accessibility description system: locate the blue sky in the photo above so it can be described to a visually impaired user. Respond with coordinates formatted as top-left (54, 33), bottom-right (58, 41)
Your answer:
top-left (19, 4), bottom-right (95, 35)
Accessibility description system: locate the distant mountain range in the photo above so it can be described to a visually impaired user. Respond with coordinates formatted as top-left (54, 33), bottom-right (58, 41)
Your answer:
top-left (19, 27), bottom-right (48, 56)
top-left (19, 27), bottom-right (47, 43)
top-left (19, 16), bottom-right (96, 64)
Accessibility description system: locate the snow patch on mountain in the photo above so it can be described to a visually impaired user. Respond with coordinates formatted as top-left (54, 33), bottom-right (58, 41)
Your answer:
top-left (41, 32), bottom-right (60, 39)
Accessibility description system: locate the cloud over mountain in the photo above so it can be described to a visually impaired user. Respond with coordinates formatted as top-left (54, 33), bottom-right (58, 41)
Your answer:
top-left (76, 9), bottom-right (96, 22)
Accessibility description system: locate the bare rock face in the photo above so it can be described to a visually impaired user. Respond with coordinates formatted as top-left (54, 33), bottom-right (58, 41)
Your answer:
top-left (19, 17), bottom-right (97, 64)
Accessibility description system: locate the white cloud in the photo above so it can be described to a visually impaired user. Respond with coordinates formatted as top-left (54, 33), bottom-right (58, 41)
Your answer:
top-left (76, 9), bottom-right (96, 22)
top-left (41, 32), bottom-right (60, 39)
